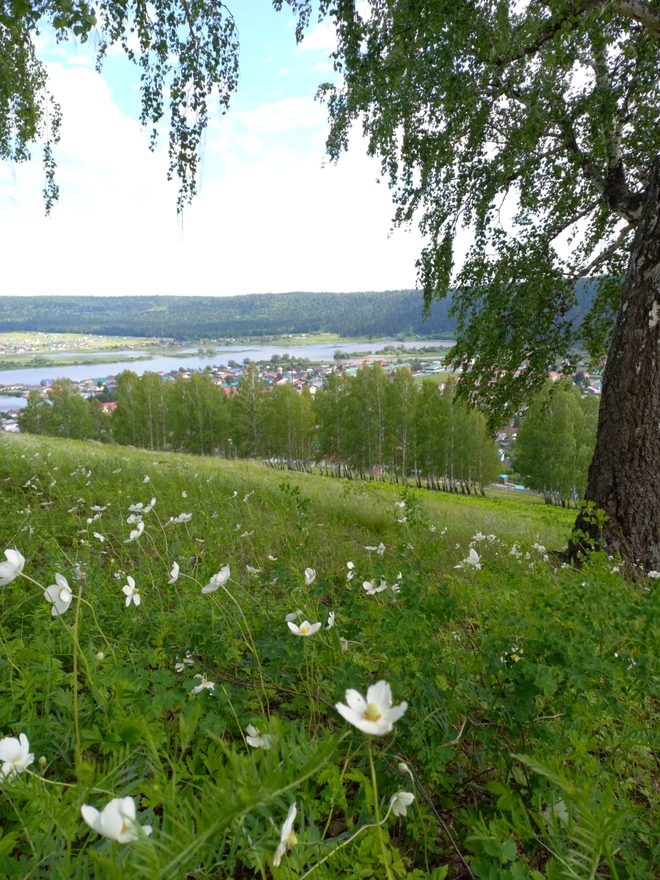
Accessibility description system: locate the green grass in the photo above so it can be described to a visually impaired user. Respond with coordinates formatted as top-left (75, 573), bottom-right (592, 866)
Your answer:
top-left (0, 434), bottom-right (655, 879)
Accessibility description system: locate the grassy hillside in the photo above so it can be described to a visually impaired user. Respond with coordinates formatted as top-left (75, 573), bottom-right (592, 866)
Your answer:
top-left (0, 434), bottom-right (655, 879)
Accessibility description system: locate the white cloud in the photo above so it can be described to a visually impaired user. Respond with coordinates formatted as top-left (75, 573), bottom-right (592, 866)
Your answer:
top-left (0, 60), bottom-right (425, 297)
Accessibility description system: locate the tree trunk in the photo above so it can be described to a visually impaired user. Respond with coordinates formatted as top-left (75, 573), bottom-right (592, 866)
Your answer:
top-left (572, 156), bottom-right (660, 571)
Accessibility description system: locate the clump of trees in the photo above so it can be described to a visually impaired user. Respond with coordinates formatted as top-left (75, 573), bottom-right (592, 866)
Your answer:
top-left (18, 366), bottom-right (500, 493)
top-left (513, 382), bottom-right (599, 507)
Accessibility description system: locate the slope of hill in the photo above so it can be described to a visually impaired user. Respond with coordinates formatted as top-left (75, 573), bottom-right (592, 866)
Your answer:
top-left (0, 433), bottom-right (654, 879)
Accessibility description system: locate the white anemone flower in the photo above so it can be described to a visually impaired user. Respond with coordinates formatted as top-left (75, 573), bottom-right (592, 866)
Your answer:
top-left (44, 573), bottom-right (73, 616)
top-left (81, 796), bottom-right (152, 842)
top-left (287, 619), bottom-right (321, 637)
top-left (174, 652), bottom-right (194, 673)
top-left (326, 611), bottom-right (335, 630)
top-left (389, 791), bottom-right (415, 817)
top-left (0, 549), bottom-right (25, 587)
top-left (168, 561), bottom-right (180, 585)
top-left (143, 497), bottom-right (157, 513)
top-left (201, 565), bottom-right (230, 594)
top-left (124, 521), bottom-right (145, 543)
top-left (362, 579), bottom-right (388, 595)
top-left (0, 733), bottom-right (34, 780)
top-left (190, 674), bottom-right (216, 695)
top-left (273, 802), bottom-right (297, 867)
top-left (304, 567), bottom-right (316, 586)
top-left (455, 548), bottom-right (481, 570)
top-left (245, 724), bottom-right (273, 749)
top-left (335, 680), bottom-right (408, 735)
top-left (285, 609), bottom-right (304, 623)
top-left (122, 576), bottom-right (141, 607)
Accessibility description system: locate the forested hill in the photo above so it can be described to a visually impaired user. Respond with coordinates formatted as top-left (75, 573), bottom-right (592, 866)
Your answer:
top-left (0, 291), bottom-right (453, 339)
top-left (0, 281), bottom-right (599, 340)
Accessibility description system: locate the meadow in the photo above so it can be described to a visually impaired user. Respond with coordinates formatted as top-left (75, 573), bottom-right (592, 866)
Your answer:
top-left (0, 434), bottom-right (656, 879)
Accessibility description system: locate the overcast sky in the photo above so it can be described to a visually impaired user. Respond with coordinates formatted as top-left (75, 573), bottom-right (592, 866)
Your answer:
top-left (0, 0), bottom-right (428, 298)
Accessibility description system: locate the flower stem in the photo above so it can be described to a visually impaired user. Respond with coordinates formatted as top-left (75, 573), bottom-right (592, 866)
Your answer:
top-left (71, 580), bottom-right (84, 769)
top-left (368, 739), bottom-right (395, 880)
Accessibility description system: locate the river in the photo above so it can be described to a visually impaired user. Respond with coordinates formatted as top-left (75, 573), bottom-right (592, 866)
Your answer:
top-left (0, 339), bottom-right (454, 393)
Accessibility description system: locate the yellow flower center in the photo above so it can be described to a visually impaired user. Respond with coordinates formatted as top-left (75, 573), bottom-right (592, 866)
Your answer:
top-left (299, 624), bottom-right (310, 634)
top-left (286, 830), bottom-right (298, 850)
top-left (363, 703), bottom-right (382, 722)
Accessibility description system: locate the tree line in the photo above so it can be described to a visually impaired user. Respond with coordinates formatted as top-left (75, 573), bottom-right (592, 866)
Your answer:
top-left (17, 369), bottom-right (599, 500)
top-left (0, 282), bottom-right (597, 341)
top-left (18, 367), bottom-right (502, 493)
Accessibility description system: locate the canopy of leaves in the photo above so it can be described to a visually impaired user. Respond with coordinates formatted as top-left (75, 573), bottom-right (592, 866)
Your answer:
top-left (0, 0), bottom-right (239, 210)
top-left (284, 0), bottom-right (660, 422)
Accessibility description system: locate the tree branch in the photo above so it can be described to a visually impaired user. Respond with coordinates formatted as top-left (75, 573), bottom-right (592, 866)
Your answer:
top-left (613, 1), bottom-right (660, 37)
top-left (572, 223), bottom-right (634, 280)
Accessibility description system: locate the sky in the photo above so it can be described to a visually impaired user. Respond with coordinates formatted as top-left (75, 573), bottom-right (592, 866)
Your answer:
top-left (0, 0), bottom-right (427, 298)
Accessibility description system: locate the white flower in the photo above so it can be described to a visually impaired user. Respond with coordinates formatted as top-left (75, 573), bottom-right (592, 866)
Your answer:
top-left (122, 576), bottom-right (141, 607)
top-left (268, 554), bottom-right (278, 561)
top-left (128, 502), bottom-right (144, 513)
top-left (287, 619), bottom-right (321, 637)
top-left (81, 796), bottom-right (152, 842)
top-left (285, 609), bottom-right (304, 623)
top-left (44, 573), bottom-right (73, 617)
top-left (93, 532), bottom-right (105, 543)
top-left (326, 611), bottom-right (335, 630)
top-left (191, 674), bottom-right (216, 695)
top-left (335, 680), bottom-right (408, 735)
top-left (389, 791), bottom-right (415, 817)
top-left (168, 561), bottom-right (180, 585)
top-left (365, 543), bottom-right (386, 556)
top-left (647, 570), bottom-right (660, 579)
top-left (542, 799), bottom-right (569, 826)
top-left (273, 802), bottom-right (297, 867)
top-left (362, 579), bottom-right (388, 595)
top-left (455, 547), bottom-right (481, 570)
top-left (472, 532), bottom-right (486, 542)
top-left (245, 724), bottom-right (273, 749)
top-left (0, 549), bottom-right (25, 587)
top-left (0, 733), bottom-right (34, 780)
top-left (143, 497), bottom-right (157, 513)
top-left (201, 564), bottom-right (230, 594)
top-left (143, 475), bottom-right (150, 483)
top-left (246, 565), bottom-right (261, 575)
top-left (174, 652), bottom-right (194, 673)
top-left (124, 521), bottom-right (144, 543)
top-left (170, 512), bottom-right (193, 524)
top-left (304, 567), bottom-right (316, 586)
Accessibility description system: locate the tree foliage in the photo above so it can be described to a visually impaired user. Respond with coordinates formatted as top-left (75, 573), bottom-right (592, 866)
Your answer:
top-left (284, 0), bottom-right (660, 422)
top-left (513, 380), bottom-right (598, 504)
top-left (18, 366), bottom-right (502, 490)
top-left (1, 0), bottom-right (239, 210)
